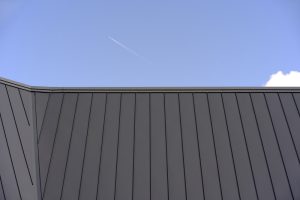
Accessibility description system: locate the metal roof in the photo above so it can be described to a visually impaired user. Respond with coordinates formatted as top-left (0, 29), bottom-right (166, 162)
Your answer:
top-left (0, 77), bottom-right (299, 200)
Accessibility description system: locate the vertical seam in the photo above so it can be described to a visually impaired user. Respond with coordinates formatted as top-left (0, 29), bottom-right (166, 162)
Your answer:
top-left (42, 94), bottom-right (65, 198)
top-left (250, 94), bottom-right (277, 200)
top-left (192, 93), bottom-right (205, 200)
top-left (149, 94), bottom-right (152, 200)
top-left (0, 175), bottom-right (7, 200)
top-left (206, 93), bottom-right (223, 200)
top-left (96, 94), bottom-right (108, 200)
top-left (291, 93), bottom-right (300, 118)
top-left (277, 93), bottom-right (300, 163)
top-left (34, 93), bottom-right (43, 200)
top-left (235, 93), bottom-right (259, 200)
top-left (177, 94), bottom-right (188, 200)
top-left (18, 89), bottom-right (30, 126)
top-left (221, 94), bottom-right (241, 200)
top-left (5, 85), bottom-right (33, 185)
top-left (59, 94), bottom-right (79, 200)
top-left (163, 93), bottom-right (170, 200)
top-left (37, 94), bottom-right (50, 143)
top-left (37, 143), bottom-right (42, 200)
top-left (264, 94), bottom-right (295, 199)
top-left (132, 94), bottom-right (136, 200)
top-left (113, 94), bottom-right (123, 200)
top-left (78, 93), bottom-right (94, 200)
top-left (0, 112), bottom-right (22, 200)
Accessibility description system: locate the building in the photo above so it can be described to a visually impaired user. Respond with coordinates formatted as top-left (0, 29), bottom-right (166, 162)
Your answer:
top-left (0, 77), bottom-right (299, 200)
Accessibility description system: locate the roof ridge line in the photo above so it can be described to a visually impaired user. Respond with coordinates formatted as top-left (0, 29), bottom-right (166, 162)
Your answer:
top-left (1, 77), bottom-right (300, 93)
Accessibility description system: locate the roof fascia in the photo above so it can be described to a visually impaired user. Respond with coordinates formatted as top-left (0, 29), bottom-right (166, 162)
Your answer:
top-left (1, 77), bottom-right (300, 93)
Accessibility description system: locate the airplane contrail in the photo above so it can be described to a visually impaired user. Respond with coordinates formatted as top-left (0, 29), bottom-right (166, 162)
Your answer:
top-left (108, 36), bottom-right (140, 57)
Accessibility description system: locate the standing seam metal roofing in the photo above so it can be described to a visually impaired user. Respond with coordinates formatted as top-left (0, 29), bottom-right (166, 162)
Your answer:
top-left (0, 77), bottom-right (300, 200)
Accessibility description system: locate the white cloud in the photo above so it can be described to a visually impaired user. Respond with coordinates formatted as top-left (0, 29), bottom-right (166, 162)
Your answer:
top-left (265, 70), bottom-right (300, 87)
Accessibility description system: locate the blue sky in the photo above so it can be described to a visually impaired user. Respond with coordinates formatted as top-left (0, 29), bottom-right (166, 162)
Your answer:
top-left (0, 0), bottom-right (300, 86)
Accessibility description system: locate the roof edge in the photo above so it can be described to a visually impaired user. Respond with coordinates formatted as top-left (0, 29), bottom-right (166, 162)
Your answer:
top-left (0, 77), bottom-right (33, 91)
top-left (1, 77), bottom-right (300, 93)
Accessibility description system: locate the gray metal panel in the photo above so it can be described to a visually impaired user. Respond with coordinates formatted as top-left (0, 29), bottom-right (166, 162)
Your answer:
top-left (293, 93), bottom-right (300, 113)
top-left (279, 93), bottom-right (300, 159)
top-left (35, 93), bottom-right (49, 140)
top-left (19, 89), bottom-right (33, 126)
top-left (236, 93), bottom-right (275, 200)
top-left (115, 94), bottom-right (135, 200)
top-left (0, 84), bottom-right (38, 200)
top-left (265, 93), bottom-right (300, 199)
top-left (78, 93), bottom-right (106, 200)
top-left (97, 93), bottom-right (121, 200)
top-left (133, 94), bottom-right (150, 200)
top-left (208, 93), bottom-right (240, 200)
top-left (38, 93), bottom-right (64, 194)
top-left (165, 93), bottom-right (186, 200)
top-left (222, 93), bottom-right (258, 200)
top-left (178, 93), bottom-right (204, 200)
top-left (251, 93), bottom-right (294, 199)
top-left (193, 93), bottom-right (222, 200)
top-left (0, 176), bottom-right (6, 200)
top-left (32, 92), bottom-right (42, 200)
top-left (6, 86), bottom-right (35, 185)
top-left (1, 77), bottom-right (300, 200)
top-left (60, 93), bottom-right (92, 200)
top-left (42, 94), bottom-right (78, 200)
top-left (0, 113), bottom-right (21, 200)
top-left (150, 93), bottom-right (168, 200)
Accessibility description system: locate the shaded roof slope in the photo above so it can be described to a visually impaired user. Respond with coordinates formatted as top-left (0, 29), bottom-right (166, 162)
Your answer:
top-left (0, 77), bottom-right (300, 200)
